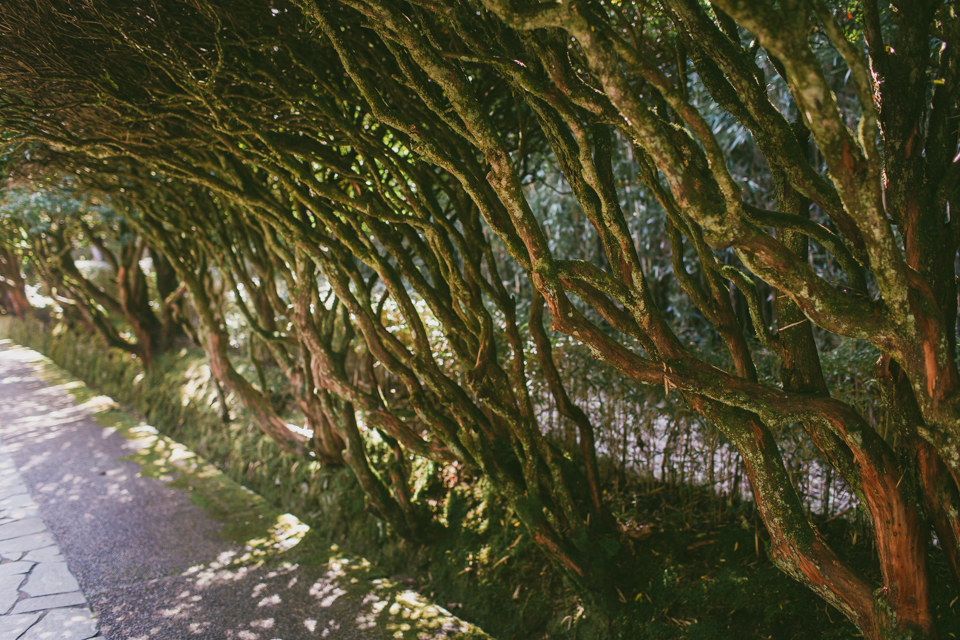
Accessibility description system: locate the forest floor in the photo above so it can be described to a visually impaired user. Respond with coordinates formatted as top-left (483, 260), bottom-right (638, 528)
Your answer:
top-left (0, 340), bottom-right (489, 640)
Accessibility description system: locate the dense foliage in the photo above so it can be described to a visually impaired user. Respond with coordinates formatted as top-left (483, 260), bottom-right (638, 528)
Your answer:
top-left (0, 1), bottom-right (958, 637)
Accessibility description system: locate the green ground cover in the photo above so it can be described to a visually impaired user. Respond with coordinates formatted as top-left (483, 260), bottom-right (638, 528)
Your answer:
top-left (4, 316), bottom-right (957, 639)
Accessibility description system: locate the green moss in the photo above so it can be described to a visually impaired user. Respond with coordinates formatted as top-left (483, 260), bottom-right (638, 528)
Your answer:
top-left (6, 316), bottom-right (959, 639)
top-left (0, 328), bottom-right (491, 640)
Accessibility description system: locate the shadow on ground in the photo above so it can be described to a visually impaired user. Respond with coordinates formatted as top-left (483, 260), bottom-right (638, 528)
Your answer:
top-left (0, 341), bottom-right (489, 640)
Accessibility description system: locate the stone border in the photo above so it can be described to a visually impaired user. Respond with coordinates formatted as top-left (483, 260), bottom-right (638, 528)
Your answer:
top-left (0, 438), bottom-right (100, 640)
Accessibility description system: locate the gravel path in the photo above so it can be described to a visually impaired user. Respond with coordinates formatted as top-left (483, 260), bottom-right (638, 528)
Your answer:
top-left (0, 341), bottom-right (486, 640)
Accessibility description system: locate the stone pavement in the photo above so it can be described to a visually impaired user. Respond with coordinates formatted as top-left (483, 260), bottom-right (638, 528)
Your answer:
top-left (0, 441), bottom-right (99, 640)
top-left (0, 340), bottom-right (488, 640)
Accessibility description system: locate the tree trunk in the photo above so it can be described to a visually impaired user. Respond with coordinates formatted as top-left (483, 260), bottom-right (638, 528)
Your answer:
top-left (0, 248), bottom-right (30, 318)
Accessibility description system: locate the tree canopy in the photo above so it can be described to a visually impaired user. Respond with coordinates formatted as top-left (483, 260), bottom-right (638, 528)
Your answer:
top-left (1, 1), bottom-right (958, 637)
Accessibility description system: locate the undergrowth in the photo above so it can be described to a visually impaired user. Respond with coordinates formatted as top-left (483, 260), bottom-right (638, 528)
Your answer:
top-left (3, 314), bottom-right (958, 639)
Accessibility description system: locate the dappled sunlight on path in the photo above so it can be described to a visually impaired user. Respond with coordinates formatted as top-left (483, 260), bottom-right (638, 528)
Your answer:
top-left (0, 340), bottom-right (488, 640)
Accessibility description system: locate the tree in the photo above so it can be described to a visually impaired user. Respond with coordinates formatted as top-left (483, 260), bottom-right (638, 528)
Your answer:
top-left (1, 1), bottom-right (958, 637)
top-left (0, 234), bottom-right (30, 319)
top-left (0, 183), bottom-right (187, 365)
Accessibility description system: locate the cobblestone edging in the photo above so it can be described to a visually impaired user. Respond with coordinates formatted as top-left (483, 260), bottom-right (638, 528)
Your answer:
top-left (0, 439), bottom-right (100, 640)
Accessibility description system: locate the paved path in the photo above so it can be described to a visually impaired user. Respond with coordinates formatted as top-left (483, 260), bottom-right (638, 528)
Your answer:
top-left (0, 341), bottom-right (486, 640)
top-left (0, 438), bottom-right (99, 640)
